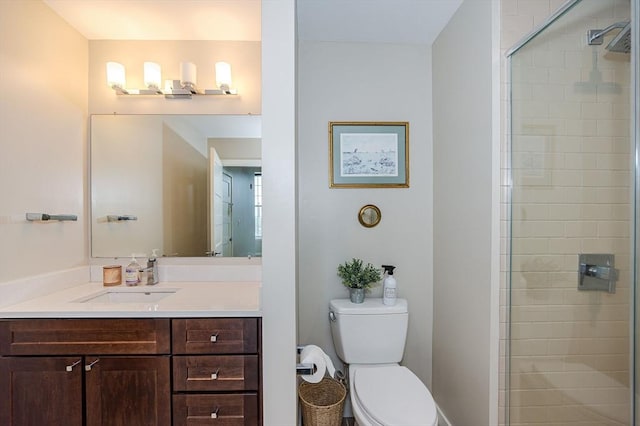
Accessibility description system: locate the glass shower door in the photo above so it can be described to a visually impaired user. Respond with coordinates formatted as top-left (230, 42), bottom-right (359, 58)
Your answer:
top-left (508, 0), bottom-right (633, 424)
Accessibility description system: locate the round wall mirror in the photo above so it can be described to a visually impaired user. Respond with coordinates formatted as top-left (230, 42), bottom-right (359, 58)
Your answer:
top-left (358, 204), bottom-right (381, 228)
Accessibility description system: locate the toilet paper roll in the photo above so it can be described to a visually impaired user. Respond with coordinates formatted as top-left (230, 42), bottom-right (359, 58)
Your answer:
top-left (299, 345), bottom-right (336, 383)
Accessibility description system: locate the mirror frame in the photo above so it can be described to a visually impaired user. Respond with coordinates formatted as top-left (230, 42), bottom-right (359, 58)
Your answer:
top-left (358, 204), bottom-right (382, 228)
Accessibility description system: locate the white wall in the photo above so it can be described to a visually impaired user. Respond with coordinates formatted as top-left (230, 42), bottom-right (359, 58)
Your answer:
top-left (261, 0), bottom-right (297, 424)
top-left (432, 1), bottom-right (495, 425)
top-left (0, 1), bottom-right (88, 283)
top-left (90, 115), bottom-right (164, 256)
top-left (162, 125), bottom-right (209, 257)
top-left (297, 41), bottom-right (434, 387)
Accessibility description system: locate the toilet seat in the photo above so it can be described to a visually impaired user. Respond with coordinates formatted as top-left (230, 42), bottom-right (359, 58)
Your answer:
top-left (353, 365), bottom-right (437, 426)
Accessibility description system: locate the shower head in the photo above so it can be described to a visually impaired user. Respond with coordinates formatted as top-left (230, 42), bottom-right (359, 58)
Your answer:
top-left (606, 21), bottom-right (631, 53)
top-left (587, 20), bottom-right (631, 54)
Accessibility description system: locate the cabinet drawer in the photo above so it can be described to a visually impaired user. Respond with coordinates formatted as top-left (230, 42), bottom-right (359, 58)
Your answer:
top-left (0, 319), bottom-right (171, 355)
top-left (173, 393), bottom-right (258, 426)
top-left (173, 355), bottom-right (259, 392)
top-left (172, 319), bottom-right (259, 354)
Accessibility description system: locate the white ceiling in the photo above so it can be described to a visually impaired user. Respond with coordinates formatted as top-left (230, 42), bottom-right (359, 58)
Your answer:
top-left (297, 0), bottom-right (463, 44)
top-left (44, 0), bottom-right (462, 45)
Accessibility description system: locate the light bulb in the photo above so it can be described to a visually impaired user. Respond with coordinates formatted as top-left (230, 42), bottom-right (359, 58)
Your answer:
top-left (144, 62), bottom-right (161, 89)
top-left (215, 62), bottom-right (232, 91)
top-left (106, 62), bottom-right (126, 89)
top-left (180, 62), bottom-right (197, 86)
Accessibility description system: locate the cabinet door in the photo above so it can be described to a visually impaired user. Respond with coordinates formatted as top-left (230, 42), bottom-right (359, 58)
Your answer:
top-left (0, 357), bottom-right (83, 426)
top-left (85, 356), bottom-right (171, 426)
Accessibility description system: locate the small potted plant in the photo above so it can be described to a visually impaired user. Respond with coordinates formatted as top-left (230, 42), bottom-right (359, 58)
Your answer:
top-left (337, 258), bottom-right (382, 303)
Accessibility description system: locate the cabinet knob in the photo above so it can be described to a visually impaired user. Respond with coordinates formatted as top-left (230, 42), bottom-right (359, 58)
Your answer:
top-left (211, 407), bottom-right (219, 419)
top-left (209, 369), bottom-right (220, 380)
top-left (65, 359), bottom-right (82, 372)
top-left (85, 359), bottom-right (100, 371)
top-left (210, 333), bottom-right (219, 343)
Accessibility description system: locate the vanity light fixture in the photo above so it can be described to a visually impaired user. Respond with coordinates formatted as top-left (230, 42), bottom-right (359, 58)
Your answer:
top-left (107, 60), bottom-right (238, 99)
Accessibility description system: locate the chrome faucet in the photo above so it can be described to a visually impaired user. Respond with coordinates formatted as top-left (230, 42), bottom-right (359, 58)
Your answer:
top-left (140, 249), bottom-right (159, 285)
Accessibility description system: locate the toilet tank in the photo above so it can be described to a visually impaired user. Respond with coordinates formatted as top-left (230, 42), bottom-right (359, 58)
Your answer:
top-left (329, 298), bottom-right (408, 364)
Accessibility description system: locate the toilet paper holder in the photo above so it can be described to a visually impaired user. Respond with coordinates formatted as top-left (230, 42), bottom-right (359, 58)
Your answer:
top-left (297, 363), bottom-right (317, 375)
top-left (296, 345), bottom-right (317, 375)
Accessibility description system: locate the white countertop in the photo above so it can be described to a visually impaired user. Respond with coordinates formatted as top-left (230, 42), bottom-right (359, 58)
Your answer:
top-left (0, 281), bottom-right (262, 318)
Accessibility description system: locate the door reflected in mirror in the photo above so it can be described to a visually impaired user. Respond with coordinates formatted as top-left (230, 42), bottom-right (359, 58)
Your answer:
top-left (91, 114), bottom-right (261, 258)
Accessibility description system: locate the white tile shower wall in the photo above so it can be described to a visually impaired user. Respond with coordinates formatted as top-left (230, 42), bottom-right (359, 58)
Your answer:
top-left (500, 0), bottom-right (631, 425)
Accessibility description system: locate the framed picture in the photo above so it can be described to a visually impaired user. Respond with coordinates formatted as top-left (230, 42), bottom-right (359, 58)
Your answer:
top-left (329, 121), bottom-right (409, 188)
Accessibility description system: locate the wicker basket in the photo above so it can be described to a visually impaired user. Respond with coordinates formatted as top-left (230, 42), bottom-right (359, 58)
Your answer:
top-left (298, 377), bottom-right (347, 426)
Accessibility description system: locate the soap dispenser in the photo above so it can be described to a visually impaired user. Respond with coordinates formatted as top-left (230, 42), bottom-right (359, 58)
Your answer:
top-left (382, 265), bottom-right (397, 306)
top-left (146, 249), bottom-right (159, 285)
top-left (125, 254), bottom-right (141, 286)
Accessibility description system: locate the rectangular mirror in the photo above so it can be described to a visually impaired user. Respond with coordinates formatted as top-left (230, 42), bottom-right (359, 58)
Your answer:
top-left (91, 114), bottom-right (261, 258)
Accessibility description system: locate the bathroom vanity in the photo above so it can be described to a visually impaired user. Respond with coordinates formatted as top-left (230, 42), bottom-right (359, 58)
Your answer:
top-left (0, 282), bottom-right (262, 426)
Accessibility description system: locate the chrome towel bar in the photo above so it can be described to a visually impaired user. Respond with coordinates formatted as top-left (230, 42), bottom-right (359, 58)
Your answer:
top-left (26, 213), bottom-right (77, 222)
top-left (107, 215), bottom-right (137, 222)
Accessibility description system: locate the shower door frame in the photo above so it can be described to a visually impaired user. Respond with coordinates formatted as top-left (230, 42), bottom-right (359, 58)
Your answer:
top-left (504, 0), bottom-right (640, 424)
top-left (633, 0), bottom-right (639, 421)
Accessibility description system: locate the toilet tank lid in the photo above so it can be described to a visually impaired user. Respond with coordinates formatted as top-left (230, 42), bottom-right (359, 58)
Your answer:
top-left (330, 298), bottom-right (407, 314)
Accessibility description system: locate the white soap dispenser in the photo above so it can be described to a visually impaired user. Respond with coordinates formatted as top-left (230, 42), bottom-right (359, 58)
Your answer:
top-left (125, 254), bottom-right (141, 286)
top-left (382, 265), bottom-right (397, 306)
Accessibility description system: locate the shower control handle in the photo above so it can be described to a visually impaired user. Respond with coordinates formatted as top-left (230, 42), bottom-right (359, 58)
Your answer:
top-left (577, 254), bottom-right (617, 294)
top-left (579, 263), bottom-right (618, 281)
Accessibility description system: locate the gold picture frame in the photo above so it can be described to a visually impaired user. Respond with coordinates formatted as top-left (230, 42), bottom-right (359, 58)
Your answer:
top-left (329, 122), bottom-right (409, 188)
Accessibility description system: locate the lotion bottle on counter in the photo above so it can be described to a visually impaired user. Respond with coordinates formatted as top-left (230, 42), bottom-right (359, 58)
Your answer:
top-left (382, 265), bottom-right (397, 306)
top-left (125, 254), bottom-right (141, 286)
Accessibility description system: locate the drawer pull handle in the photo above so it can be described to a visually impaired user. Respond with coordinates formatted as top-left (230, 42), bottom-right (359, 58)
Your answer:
top-left (210, 369), bottom-right (220, 380)
top-left (85, 359), bottom-right (100, 371)
top-left (210, 333), bottom-right (219, 343)
top-left (211, 407), bottom-right (219, 419)
top-left (65, 359), bottom-right (82, 372)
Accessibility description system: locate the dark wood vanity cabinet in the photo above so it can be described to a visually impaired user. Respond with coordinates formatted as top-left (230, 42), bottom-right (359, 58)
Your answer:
top-left (0, 317), bottom-right (262, 426)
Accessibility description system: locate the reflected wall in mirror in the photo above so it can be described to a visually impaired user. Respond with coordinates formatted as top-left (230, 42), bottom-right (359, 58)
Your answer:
top-left (91, 114), bottom-right (261, 258)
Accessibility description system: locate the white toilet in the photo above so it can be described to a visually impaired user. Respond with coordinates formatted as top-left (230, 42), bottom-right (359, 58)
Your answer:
top-left (329, 298), bottom-right (438, 426)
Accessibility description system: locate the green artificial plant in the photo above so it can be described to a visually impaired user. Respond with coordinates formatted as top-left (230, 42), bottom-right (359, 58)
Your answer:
top-left (337, 258), bottom-right (382, 290)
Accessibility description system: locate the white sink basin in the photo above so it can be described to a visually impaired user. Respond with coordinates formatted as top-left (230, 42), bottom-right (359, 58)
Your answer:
top-left (74, 288), bottom-right (178, 304)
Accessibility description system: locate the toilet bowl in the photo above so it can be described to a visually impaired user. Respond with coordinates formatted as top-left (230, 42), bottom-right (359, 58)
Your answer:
top-left (349, 364), bottom-right (437, 426)
top-left (329, 298), bottom-right (438, 426)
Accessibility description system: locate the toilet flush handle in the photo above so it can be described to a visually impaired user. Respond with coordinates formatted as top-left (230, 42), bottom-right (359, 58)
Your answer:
top-left (329, 311), bottom-right (336, 322)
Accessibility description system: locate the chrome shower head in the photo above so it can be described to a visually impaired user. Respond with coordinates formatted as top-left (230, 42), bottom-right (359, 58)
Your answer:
top-left (606, 21), bottom-right (631, 54)
top-left (587, 21), bottom-right (631, 54)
